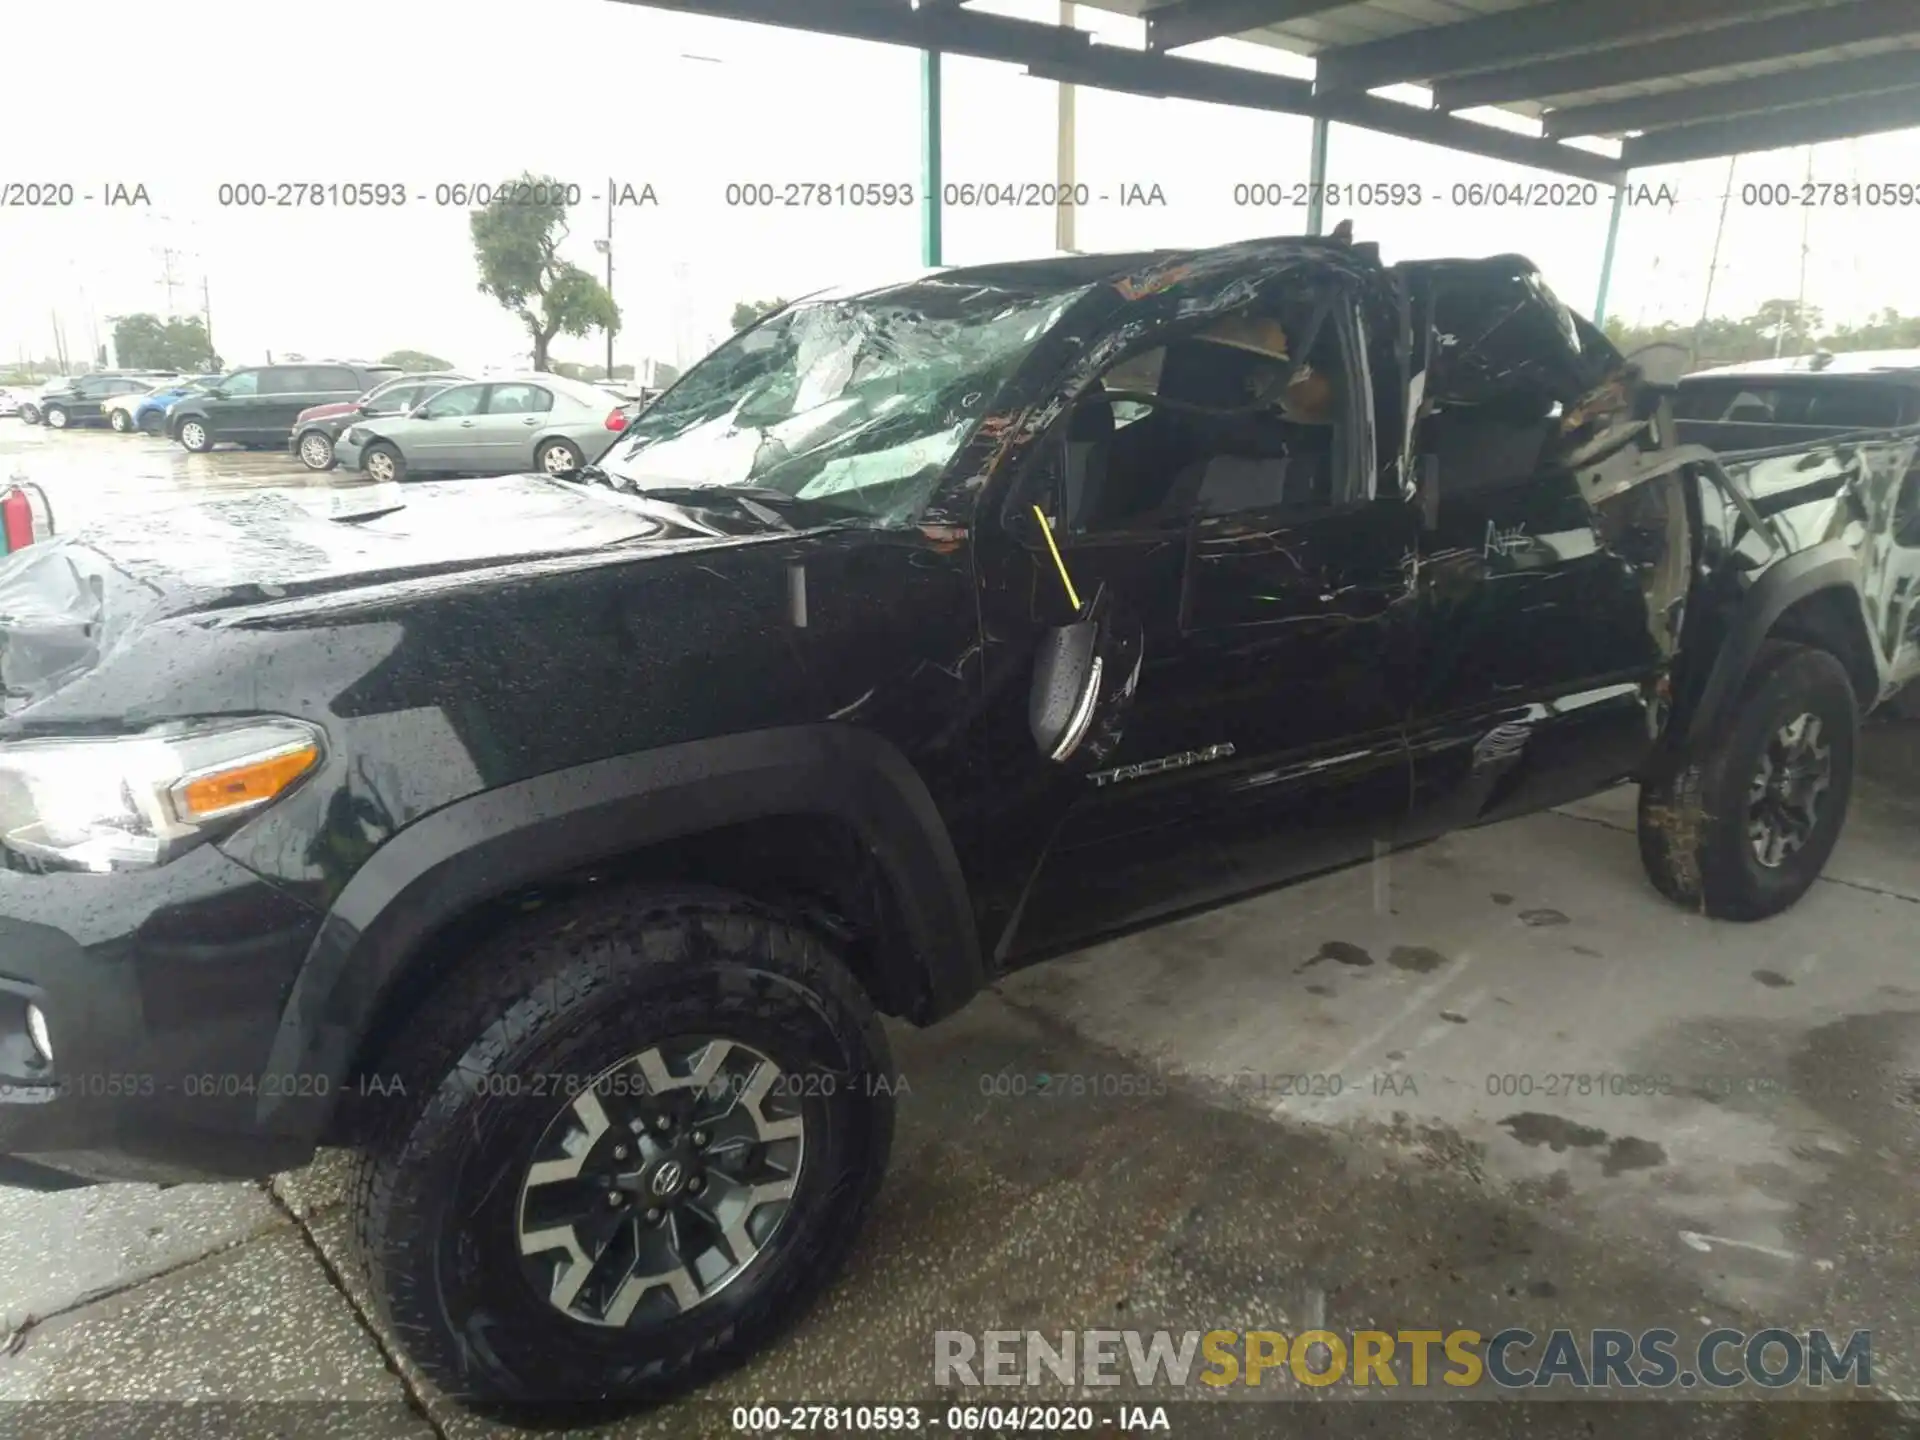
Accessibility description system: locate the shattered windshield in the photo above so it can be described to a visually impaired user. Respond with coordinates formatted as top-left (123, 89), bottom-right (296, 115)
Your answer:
top-left (596, 278), bottom-right (1091, 523)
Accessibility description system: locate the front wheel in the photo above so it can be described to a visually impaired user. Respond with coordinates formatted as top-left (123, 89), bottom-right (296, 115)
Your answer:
top-left (42, 405), bottom-right (70, 430)
top-left (109, 408), bottom-right (134, 433)
top-left (537, 437), bottom-right (585, 476)
top-left (361, 441), bottom-right (406, 483)
top-left (1638, 641), bottom-right (1857, 920)
top-left (346, 886), bottom-right (894, 1410)
top-left (296, 430), bottom-right (337, 470)
top-left (177, 418), bottom-right (214, 452)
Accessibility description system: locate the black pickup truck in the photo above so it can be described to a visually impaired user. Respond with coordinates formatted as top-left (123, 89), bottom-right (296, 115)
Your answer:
top-left (0, 234), bottom-right (1916, 1409)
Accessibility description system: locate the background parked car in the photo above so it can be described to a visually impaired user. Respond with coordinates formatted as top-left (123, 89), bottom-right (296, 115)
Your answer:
top-left (131, 374), bottom-right (225, 434)
top-left (16, 377), bottom-right (77, 425)
top-left (336, 374), bottom-right (633, 481)
top-left (168, 362), bottom-right (401, 452)
top-left (38, 371), bottom-right (181, 430)
top-left (105, 378), bottom-right (194, 432)
top-left (0, 389), bottom-right (21, 419)
top-left (290, 371), bottom-right (470, 471)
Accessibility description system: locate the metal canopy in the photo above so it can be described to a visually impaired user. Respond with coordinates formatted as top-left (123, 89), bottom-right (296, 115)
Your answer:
top-left (633, 0), bottom-right (1920, 176)
top-left (631, 0), bottom-right (1620, 181)
top-left (1105, 0), bottom-right (1920, 163)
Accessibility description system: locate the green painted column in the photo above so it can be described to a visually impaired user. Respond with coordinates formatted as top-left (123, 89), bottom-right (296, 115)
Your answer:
top-left (921, 49), bottom-right (944, 267)
top-left (1305, 117), bottom-right (1330, 236)
top-left (1593, 180), bottom-right (1626, 324)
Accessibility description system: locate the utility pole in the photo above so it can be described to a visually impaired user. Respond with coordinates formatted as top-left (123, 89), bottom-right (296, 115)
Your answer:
top-left (156, 246), bottom-right (183, 315)
top-left (1690, 155), bottom-right (1736, 368)
top-left (594, 190), bottom-right (615, 380)
top-left (202, 274), bottom-right (215, 366)
top-left (1781, 146), bottom-right (1815, 358)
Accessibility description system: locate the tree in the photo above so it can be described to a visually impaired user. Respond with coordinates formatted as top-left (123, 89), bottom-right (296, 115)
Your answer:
top-left (470, 172), bottom-right (619, 372)
top-left (1603, 304), bottom-right (1920, 373)
top-left (113, 313), bottom-right (218, 371)
top-left (730, 298), bottom-right (790, 332)
top-left (381, 348), bottom-right (455, 371)
top-left (1749, 298), bottom-right (1823, 349)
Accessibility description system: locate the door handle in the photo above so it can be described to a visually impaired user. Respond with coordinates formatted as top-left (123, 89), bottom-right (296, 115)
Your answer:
top-left (522, 417), bottom-right (539, 425)
top-left (459, 420), bottom-right (476, 427)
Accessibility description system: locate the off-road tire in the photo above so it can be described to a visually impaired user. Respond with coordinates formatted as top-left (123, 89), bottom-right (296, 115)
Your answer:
top-left (345, 885), bottom-right (895, 1413)
top-left (1637, 640), bottom-right (1856, 919)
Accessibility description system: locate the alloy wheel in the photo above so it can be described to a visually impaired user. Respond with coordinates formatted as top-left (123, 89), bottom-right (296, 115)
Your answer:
top-left (514, 1036), bottom-right (806, 1329)
top-left (1746, 711), bottom-right (1831, 868)
top-left (366, 450), bottom-right (396, 482)
top-left (299, 433), bottom-right (334, 469)
top-left (45, 408), bottom-right (67, 429)
top-left (542, 444), bottom-right (580, 475)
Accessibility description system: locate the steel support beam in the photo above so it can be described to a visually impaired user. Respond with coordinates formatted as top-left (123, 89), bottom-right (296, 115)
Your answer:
top-left (1432, 0), bottom-right (1920, 113)
top-left (1545, 51), bottom-right (1920, 138)
top-left (1023, 50), bottom-right (1622, 183)
top-left (1622, 84), bottom-right (1920, 168)
top-left (1593, 182), bottom-right (1625, 325)
top-left (633, 0), bottom-right (1097, 69)
top-left (1143, 0), bottom-right (1351, 53)
top-left (1312, 0), bottom-right (1814, 95)
top-left (1304, 116), bottom-right (1330, 235)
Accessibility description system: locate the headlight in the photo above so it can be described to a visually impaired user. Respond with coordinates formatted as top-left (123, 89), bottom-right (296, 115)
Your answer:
top-left (0, 718), bottom-right (322, 872)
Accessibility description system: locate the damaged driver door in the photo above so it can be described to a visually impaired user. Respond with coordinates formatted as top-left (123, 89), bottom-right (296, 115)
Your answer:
top-left (984, 285), bottom-right (1421, 961)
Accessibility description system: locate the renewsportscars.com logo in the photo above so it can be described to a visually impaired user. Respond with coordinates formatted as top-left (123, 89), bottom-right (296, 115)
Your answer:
top-left (935, 1327), bottom-right (1873, 1392)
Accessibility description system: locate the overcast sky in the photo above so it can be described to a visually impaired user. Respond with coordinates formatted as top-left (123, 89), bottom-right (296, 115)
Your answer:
top-left (5, 0), bottom-right (1918, 375)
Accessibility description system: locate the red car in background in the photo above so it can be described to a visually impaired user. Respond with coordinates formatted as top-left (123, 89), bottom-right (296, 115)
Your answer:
top-left (289, 370), bottom-right (469, 470)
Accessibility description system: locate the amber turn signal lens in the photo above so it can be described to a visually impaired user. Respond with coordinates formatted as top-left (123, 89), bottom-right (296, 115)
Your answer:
top-left (175, 743), bottom-right (320, 820)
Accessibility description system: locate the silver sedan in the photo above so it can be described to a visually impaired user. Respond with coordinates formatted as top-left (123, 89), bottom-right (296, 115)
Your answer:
top-left (335, 373), bottom-right (633, 482)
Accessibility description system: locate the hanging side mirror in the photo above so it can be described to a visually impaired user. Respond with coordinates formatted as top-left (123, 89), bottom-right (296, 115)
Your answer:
top-left (1028, 584), bottom-right (1143, 767)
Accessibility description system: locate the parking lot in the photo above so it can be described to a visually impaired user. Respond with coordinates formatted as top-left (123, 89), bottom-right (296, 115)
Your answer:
top-left (1, 424), bottom-right (1917, 1438)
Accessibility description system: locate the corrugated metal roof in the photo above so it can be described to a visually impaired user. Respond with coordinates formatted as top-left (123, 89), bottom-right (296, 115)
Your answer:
top-left (631, 1), bottom-right (1920, 172)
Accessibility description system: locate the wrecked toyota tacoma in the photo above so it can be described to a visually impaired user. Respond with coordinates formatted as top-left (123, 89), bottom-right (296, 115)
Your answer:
top-left (0, 234), bottom-right (1916, 1408)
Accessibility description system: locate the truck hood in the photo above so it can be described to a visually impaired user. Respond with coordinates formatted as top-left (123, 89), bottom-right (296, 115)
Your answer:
top-left (0, 473), bottom-right (766, 715)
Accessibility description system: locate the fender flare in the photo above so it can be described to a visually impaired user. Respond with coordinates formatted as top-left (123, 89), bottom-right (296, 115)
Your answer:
top-left (256, 725), bottom-right (985, 1140)
top-left (1682, 540), bottom-right (1872, 747)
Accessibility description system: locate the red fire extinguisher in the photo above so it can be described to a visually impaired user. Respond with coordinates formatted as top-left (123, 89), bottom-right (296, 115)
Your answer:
top-left (0, 482), bottom-right (53, 554)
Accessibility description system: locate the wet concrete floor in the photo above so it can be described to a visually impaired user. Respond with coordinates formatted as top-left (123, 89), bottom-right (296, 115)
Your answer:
top-left (0, 419), bottom-right (1916, 1438)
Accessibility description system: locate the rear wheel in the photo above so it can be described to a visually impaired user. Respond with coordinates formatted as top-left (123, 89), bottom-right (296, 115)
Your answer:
top-left (537, 437), bottom-right (585, 476)
top-left (296, 430), bottom-right (337, 470)
top-left (177, 419), bottom-right (214, 452)
top-left (109, 408), bottom-right (134, 433)
top-left (362, 441), bottom-right (405, 482)
top-left (346, 886), bottom-right (894, 1410)
top-left (1638, 641), bottom-right (1857, 919)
